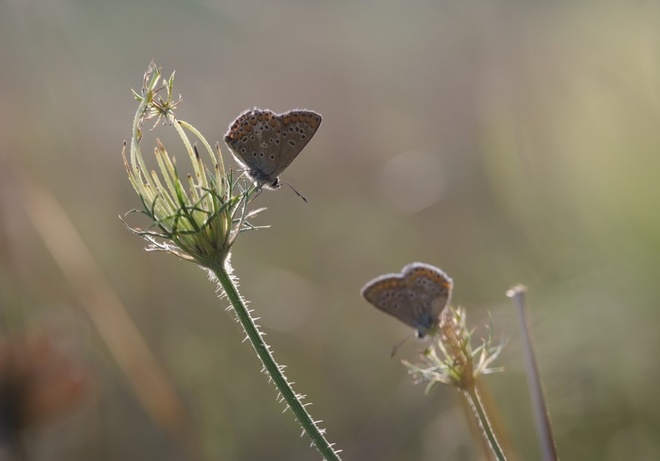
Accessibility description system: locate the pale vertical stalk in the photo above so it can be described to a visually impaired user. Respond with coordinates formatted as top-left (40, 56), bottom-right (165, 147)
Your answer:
top-left (508, 285), bottom-right (558, 461)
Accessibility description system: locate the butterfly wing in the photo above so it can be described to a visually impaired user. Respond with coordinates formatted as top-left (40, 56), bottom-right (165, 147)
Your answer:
top-left (273, 110), bottom-right (322, 176)
top-left (224, 109), bottom-right (322, 187)
top-left (224, 109), bottom-right (282, 184)
top-left (401, 262), bottom-right (452, 336)
top-left (361, 274), bottom-right (422, 331)
top-left (361, 263), bottom-right (453, 338)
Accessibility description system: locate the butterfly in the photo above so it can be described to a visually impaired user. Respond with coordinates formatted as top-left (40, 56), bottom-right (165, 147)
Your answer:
top-left (224, 108), bottom-right (322, 191)
top-left (361, 262), bottom-right (453, 338)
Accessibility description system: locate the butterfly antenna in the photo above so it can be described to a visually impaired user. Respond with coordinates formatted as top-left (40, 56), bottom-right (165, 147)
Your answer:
top-left (390, 334), bottom-right (414, 358)
top-left (280, 179), bottom-right (308, 203)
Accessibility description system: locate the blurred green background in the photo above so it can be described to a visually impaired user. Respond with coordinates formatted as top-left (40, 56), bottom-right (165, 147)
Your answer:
top-left (1, 1), bottom-right (660, 460)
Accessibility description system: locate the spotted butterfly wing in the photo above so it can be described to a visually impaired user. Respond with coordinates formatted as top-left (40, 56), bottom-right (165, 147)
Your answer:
top-left (361, 262), bottom-right (453, 338)
top-left (224, 108), bottom-right (322, 189)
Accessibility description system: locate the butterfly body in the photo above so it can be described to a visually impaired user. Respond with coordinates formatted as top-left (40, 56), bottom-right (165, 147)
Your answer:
top-left (224, 108), bottom-right (322, 189)
top-left (361, 262), bottom-right (453, 338)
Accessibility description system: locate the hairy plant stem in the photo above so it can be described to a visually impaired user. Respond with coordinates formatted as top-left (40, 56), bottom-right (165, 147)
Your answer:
top-left (209, 259), bottom-right (341, 461)
top-left (463, 386), bottom-right (507, 461)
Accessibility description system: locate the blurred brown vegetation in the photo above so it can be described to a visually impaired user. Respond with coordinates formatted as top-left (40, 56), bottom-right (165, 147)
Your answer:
top-left (1, 1), bottom-right (659, 460)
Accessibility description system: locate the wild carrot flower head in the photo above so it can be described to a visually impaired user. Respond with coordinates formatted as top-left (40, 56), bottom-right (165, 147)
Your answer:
top-left (122, 63), bottom-right (263, 267)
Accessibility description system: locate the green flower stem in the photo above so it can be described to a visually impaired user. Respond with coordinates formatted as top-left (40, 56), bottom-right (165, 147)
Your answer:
top-left (462, 386), bottom-right (507, 461)
top-left (209, 259), bottom-right (341, 461)
top-left (127, 64), bottom-right (341, 459)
